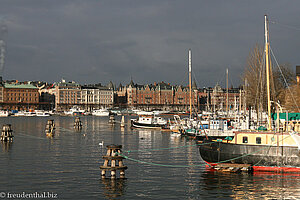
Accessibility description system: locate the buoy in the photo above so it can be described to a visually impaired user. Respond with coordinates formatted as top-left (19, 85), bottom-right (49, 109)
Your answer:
top-left (120, 115), bottom-right (125, 127)
top-left (100, 145), bottom-right (127, 179)
top-left (45, 120), bottom-right (55, 137)
top-left (0, 124), bottom-right (13, 142)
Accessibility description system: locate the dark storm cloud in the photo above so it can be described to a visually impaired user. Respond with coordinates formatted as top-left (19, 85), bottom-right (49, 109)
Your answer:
top-left (1, 0), bottom-right (300, 87)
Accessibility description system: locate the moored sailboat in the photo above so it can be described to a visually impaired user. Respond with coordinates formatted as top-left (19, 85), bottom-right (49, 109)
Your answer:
top-left (199, 15), bottom-right (300, 172)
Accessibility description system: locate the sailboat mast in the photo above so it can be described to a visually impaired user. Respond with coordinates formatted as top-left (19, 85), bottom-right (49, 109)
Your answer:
top-left (265, 15), bottom-right (272, 130)
top-left (189, 49), bottom-right (192, 119)
top-left (226, 68), bottom-right (229, 115)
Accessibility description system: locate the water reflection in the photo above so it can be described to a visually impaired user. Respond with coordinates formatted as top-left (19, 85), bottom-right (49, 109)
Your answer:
top-left (1, 141), bottom-right (13, 152)
top-left (1, 116), bottom-right (300, 199)
top-left (101, 178), bottom-right (127, 200)
top-left (201, 169), bottom-right (300, 199)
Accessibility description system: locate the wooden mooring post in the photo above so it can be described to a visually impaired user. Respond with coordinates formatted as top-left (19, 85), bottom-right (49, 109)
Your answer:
top-left (45, 120), bottom-right (55, 137)
top-left (0, 124), bottom-right (13, 142)
top-left (74, 117), bottom-right (82, 130)
top-left (108, 113), bottom-right (115, 124)
top-left (100, 145), bottom-right (127, 179)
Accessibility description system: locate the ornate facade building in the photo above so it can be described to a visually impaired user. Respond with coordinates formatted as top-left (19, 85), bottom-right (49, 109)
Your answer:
top-left (206, 84), bottom-right (242, 112)
top-left (80, 83), bottom-right (114, 111)
top-left (118, 80), bottom-right (200, 111)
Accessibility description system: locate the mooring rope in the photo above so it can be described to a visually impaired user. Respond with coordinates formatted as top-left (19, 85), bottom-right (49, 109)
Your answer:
top-left (116, 152), bottom-right (204, 168)
top-left (124, 141), bottom-right (217, 153)
top-left (116, 142), bottom-right (217, 168)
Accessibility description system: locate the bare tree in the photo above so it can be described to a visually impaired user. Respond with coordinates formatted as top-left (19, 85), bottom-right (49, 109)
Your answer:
top-left (272, 63), bottom-right (296, 107)
top-left (243, 45), bottom-right (296, 112)
top-left (243, 44), bottom-right (265, 110)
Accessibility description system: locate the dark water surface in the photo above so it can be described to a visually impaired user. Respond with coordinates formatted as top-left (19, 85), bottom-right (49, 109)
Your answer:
top-left (0, 116), bottom-right (300, 199)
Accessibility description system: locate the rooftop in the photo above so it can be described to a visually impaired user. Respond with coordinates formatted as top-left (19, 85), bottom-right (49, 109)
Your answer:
top-left (4, 83), bottom-right (38, 89)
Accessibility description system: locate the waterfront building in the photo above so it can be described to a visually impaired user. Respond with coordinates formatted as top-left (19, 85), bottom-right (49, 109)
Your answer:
top-left (81, 83), bottom-right (114, 111)
top-left (124, 80), bottom-right (199, 111)
top-left (39, 83), bottom-right (56, 110)
top-left (207, 84), bottom-right (242, 113)
top-left (55, 79), bottom-right (81, 111)
top-left (115, 83), bottom-right (127, 107)
top-left (1, 82), bottom-right (39, 110)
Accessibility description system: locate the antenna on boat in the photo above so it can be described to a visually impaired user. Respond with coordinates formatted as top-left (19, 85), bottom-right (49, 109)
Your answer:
top-left (265, 14), bottom-right (272, 131)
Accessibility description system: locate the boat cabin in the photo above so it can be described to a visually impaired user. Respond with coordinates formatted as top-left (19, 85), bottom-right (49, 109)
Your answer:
top-left (209, 120), bottom-right (228, 130)
top-left (228, 131), bottom-right (299, 147)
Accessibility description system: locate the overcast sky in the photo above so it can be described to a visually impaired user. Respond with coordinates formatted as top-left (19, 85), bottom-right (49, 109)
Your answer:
top-left (0, 0), bottom-right (299, 88)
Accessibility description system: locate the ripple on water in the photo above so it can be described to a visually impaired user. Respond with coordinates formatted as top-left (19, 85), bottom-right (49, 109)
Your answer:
top-left (0, 116), bottom-right (300, 199)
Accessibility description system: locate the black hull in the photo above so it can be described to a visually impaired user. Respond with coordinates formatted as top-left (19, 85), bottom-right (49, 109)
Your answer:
top-left (131, 121), bottom-right (164, 129)
top-left (199, 139), bottom-right (300, 168)
top-left (195, 135), bottom-right (228, 141)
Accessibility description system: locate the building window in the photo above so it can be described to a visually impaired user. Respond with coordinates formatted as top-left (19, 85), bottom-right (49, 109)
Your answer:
top-left (256, 137), bottom-right (261, 144)
top-left (242, 136), bottom-right (248, 143)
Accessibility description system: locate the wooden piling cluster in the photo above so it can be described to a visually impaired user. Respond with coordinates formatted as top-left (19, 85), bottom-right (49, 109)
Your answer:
top-left (74, 117), bottom-right (82, 130)
top-left (100, 145), bottom-right (127, 179)
top-left (108, 113), bottom-right (115, 124)
top-left (45, 120), bottom-right (55, 137)
top-left (210, 163), bottom-right (252, 173)
top-left (0, 124), bottom-right (13, 142)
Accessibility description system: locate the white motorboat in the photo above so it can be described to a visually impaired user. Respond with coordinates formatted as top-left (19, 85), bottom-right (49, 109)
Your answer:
top-left (64, 106), bottom-right (85, 116)
top-left (36, 110), bottom-right (51, 117)
top-left (0, 110), bottom-right (9, 117)
top-left (92, 108), bottom-right (110, 116)
top-left (131, 115), bottom-right (167, 129)
top-left (23, 111), bottom-right (36, 117)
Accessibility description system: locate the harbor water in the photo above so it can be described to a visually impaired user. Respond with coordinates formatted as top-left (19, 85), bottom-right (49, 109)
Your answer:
top-left (0, 116), bottom-right (300, 199)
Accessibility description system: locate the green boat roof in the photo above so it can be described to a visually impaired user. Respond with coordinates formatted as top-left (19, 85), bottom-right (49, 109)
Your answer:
top-left (4, 83), bottom-right (38, 89)
top-left (272, 113), bottom-right (300, 121)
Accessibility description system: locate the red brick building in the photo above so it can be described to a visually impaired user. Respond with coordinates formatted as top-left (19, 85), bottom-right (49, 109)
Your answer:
top-left (1, 83), bottom-right (39, 110)
top-left (123, 80), bottom-right (199, 110)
